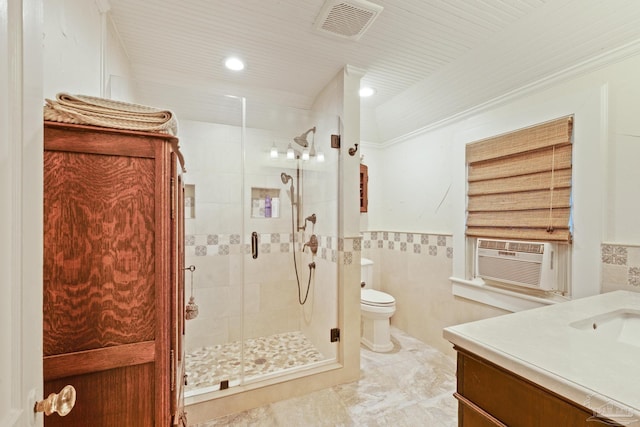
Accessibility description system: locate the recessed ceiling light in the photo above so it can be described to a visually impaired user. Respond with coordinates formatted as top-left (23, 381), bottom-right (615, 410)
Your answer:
top-left (359, 87), bottom-right (375, 97)
top-left (225, 57), bottom-right (245, 71)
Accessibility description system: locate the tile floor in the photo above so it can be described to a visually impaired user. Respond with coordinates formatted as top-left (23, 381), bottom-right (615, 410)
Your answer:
top-left (192, 326), bottom-right (458, 426)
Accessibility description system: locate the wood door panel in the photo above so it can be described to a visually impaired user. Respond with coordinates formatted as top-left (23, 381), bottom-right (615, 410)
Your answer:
top-left (44, 363), bottom-right (155, 427)
top-left (43, 150), bottom-right (156, 356)
top-left (43, 122), bottom-right (186, 426)
top-left (44, 124), bottom-right (161, 158)
top-left (44, 341), bottom-right (155, 381)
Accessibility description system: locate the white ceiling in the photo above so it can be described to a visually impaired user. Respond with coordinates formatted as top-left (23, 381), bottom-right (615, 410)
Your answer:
top-left (107, 0), bottom-right (640, 142)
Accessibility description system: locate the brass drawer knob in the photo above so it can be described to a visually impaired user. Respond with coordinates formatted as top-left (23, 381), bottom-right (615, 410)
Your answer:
top-left (35, 385), bottom-right (76, 416)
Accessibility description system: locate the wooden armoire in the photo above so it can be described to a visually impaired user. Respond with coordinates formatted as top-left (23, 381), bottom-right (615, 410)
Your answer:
top-left (43, 121), bottom-right (186, 426)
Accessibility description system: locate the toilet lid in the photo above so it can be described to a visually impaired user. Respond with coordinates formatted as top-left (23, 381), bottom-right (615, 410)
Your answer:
top-left (361, 289), bottom-right (395, 306)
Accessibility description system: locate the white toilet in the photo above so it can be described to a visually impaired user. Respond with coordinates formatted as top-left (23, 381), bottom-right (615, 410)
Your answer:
top-left (360, 258), bottom-right (396, 352)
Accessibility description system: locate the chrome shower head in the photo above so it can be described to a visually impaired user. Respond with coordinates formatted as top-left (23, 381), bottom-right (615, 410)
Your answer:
top-left (293, 126), bottom-right (316, 148)
top-left (281, 172), bottom-right (293, 185)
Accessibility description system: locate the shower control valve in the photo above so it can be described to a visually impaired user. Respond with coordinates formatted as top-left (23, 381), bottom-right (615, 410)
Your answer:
top-left (303, 234), bottom-right (318, 255)
top-left (299, 213), bottom-right (317, 231)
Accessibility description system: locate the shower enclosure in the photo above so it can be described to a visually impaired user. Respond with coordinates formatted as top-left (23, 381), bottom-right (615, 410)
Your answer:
top-left (178, 94), bottom-right (340, 398)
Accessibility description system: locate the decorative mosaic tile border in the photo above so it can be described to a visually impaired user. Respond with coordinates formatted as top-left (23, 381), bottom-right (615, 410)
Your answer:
top-left (601, 243), bottom-right (640, 288)
top-left (185, 233), bottom-right (344, 263)
top-left (361, 231), bottom-right (453, 258)
top-left (184, 231), bottom-right (453, 264)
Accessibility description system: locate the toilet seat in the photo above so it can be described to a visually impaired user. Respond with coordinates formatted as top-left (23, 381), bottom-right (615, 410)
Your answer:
top-left (361, 289), bottom-right (395, 307)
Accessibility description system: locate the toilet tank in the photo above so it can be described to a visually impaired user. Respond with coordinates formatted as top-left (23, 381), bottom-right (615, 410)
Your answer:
top-left (360, 258), bottom-right (374, 289)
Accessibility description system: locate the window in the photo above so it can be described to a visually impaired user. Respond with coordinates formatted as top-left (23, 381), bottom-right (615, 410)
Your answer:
top-left (465, 116), bottom-right (573, 243)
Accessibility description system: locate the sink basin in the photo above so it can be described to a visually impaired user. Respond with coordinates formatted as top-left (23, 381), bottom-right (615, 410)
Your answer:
top-left (570, 309), bottom-right (640, 348)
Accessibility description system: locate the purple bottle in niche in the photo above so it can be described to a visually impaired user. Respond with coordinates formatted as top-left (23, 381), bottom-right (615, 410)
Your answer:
top-left (265, 195), bottom-right (272, 218)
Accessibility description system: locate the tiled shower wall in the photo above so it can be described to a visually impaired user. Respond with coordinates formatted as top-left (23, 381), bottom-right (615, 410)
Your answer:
top-left (184, 232), bottom-right (359, 358)
top-left (184, 232), bottom-right (335, 352)
top-left (180, 119), bottom-right (345, 359)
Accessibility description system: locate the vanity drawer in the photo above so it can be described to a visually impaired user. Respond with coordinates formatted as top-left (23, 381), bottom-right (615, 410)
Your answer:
top-left (455, 349), bottom-right (622, 427)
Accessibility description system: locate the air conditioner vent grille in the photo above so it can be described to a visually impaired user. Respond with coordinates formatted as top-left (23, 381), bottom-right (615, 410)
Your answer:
top-left (478, 256), bottom-right (542, 287)
top-left (478, 239), bottom-right (545, 254)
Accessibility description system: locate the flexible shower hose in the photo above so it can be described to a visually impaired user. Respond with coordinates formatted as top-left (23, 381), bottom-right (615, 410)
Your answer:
top-left (289, 201), bottom-right (313, 305)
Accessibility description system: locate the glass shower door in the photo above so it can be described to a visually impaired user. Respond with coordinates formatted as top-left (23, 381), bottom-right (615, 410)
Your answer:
top-left (178, 93), bottom-right (339, 397)
top-left (241, 101), bottom-right (339, 384)
top-left (110, 77), bottom-right (340, 399)
top-left (181, 93), bottom-right (246, 394)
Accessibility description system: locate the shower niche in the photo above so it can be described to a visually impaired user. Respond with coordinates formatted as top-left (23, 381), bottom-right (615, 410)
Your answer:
top-left (250, 187), bottom-right (280, 218)
top-left (180, 95), bottom-right (340, 403)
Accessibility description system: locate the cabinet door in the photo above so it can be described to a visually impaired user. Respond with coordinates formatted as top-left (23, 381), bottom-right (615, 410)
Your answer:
top-left (43, 148), bottom-right (158, 427)
top-left (360, 164), bottom-right (368, 213)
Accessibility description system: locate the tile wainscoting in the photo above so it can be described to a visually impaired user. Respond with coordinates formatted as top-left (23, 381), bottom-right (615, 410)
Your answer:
top-left (361, 231), bottom-right (453, 258)
top-left (601, 243), bottom-right (640, 293)
top-left (185, 233), bottom-right (363, 265)
top-left (184, 230), bottom-right (454, 262)
top-left (354, 236), bottom-right (640, 354)
top-left (360, 230), bottom-right (465, 356)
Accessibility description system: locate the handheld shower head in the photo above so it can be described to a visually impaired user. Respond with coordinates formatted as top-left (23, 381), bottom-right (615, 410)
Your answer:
top-left (281, 172), bottom-right (293, 185)
top-left (293, 126), bottom-right (316, 148)
top-left (281, 172), bottom-right (295, 204)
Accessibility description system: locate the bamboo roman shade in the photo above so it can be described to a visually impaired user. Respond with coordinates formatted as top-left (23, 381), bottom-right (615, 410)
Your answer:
top-left (466, 116), bottom-right (573, 243)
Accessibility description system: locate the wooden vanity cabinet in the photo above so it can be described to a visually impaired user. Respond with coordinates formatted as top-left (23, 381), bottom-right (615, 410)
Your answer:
top-left (43, 121), bottom-right (186, 426)
top-left (454, 347), bottom-right (623, 427)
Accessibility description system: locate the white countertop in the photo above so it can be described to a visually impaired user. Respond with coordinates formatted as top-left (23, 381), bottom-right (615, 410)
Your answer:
top-left (443, 290), bottom-right (640, 425)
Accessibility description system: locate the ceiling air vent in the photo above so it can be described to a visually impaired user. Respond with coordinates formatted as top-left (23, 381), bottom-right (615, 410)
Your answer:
top-left (313, 0), bottom-right (383, 41)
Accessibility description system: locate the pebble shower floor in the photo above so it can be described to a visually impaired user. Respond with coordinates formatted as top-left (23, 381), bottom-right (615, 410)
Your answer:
top-left (185, 331), bottom-right (325, 392)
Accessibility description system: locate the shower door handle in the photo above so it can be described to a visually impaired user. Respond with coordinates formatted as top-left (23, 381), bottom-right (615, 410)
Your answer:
top-left (251, 231), bottom-right (258, 259)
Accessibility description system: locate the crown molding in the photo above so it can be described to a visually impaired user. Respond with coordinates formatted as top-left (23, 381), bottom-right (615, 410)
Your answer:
top-left (378, 38), bottom-right (640, 149)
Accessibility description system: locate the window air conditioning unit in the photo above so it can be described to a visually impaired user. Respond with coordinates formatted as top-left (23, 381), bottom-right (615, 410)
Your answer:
top-left (475, 238), bottom-right (556, 291)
